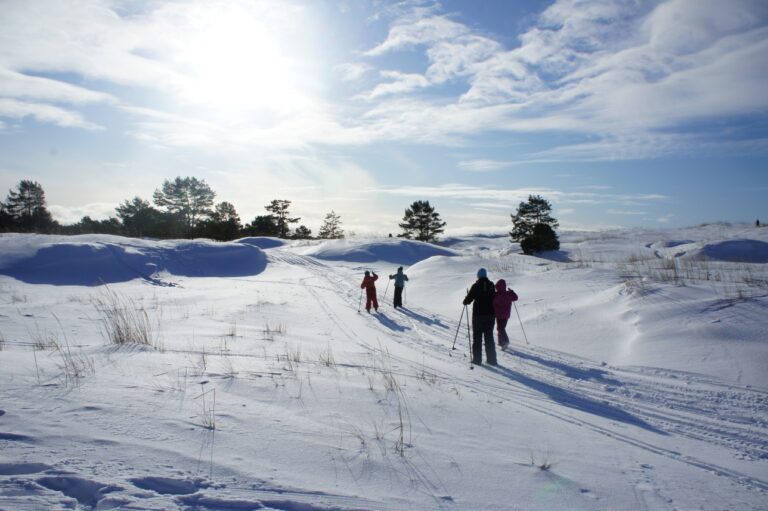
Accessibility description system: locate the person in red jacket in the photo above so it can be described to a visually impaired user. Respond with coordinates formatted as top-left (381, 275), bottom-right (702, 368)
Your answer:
top-left (360, 270), bottom-right (379, 312)
top-left (493, 278), bottom-right (518, 348)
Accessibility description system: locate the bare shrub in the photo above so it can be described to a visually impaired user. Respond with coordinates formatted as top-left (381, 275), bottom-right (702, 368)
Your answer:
top-left (52, 338), bottom-right (95, 386)
top-left (371, 346), bottom-right (412, 454)
top-left (318, 345), bottom-right (336, 368)
top-left (29, 326), bottom-right (55, 351)
top-left (194, 383), bottom-right (216, 430)
top-left (529, 449), bottom-right (557, 471)
top-left (279, 344), bottom-right (302, 373)
top-left (51, 315), bottom-right (95, 387)
top-left (93, 287), bottom-right (157, 347)
top-left (262, 321), bottom-right (286, 342)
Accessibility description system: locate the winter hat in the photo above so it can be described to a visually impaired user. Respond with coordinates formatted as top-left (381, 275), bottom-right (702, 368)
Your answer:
top-left (398, 266), bottom-right (403, 272)
top-left (365, 270), bottom-right (370, 276)
top-left (477, 268), bottom-right (487, 278)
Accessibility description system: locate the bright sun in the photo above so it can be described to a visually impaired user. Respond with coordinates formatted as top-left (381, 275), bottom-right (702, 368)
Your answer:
top-left (174, 5), bottom-right (311, 116)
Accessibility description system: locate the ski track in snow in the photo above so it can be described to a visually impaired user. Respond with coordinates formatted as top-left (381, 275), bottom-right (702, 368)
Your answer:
top-left (268, 248), bottom-right (768, 496)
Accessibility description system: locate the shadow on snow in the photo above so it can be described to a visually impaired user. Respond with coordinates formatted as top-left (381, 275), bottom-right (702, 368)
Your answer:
top-left (488, 364), bottom-right (663, 434)
top-left (397, 307), bottom-right (449, 329)
top-left (511, 350), bottom-right (622, 386)
top-left (1, 241), bottom-right (267, 286)
top-left (373, 312), bottom-right (409, 332)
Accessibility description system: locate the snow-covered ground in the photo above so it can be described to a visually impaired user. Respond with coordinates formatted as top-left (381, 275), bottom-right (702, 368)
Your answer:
top-left (0, 224), bottom-right (766, 510)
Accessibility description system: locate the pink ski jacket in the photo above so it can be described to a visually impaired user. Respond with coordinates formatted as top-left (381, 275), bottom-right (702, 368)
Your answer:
top-left (492, 279), bottom-right (518, 320)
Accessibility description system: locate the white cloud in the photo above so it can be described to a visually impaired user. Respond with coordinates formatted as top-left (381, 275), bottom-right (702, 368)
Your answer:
top-left (353, 0), bottom-right (768, 158)
top-left (607, 209), bottom-right (645, 216)
top-left (373, 184), bottom-right (669, 208)
top-left (363, 71), bottom-right (431, 100)
top-left (364, 13), bottom-right (469, 56)
top-left (48, 202), bottom-right (117, 224)
top-left (0, 0), bottom-right (331, 138)
top-left (457, 159), bottom-right (511, 172)
top-left (0, 98), bottom-right (102, 130)
top-left (1, 0), bottom-right (766, 164)
top-left (0, 69), bottom-right (115, 105)
top-left (336, 62), bottom-right (374, 82)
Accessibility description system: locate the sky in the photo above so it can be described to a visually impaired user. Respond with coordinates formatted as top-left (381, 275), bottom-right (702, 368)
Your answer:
top-left (0, 0), bottom-right (767, 236)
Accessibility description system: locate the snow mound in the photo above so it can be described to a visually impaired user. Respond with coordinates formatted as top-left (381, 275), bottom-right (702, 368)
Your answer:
top-left (649, 240), bottom-right (695, 249)
top-left (235, 237), bottom-right (285, 249)
top-left (0, 234), bottom-right (267, 286)
top-left (699, 239), bottom-right (768, 263)
top-left (439, 234), bottom-right (508, 251)
top-left (304, 238), bottom-right (457, 265)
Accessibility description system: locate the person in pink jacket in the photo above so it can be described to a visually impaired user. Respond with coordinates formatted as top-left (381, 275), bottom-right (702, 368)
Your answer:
top-left (493, 279), bottom-right (518, 348)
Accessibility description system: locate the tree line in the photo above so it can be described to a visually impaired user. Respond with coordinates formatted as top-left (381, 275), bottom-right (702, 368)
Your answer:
top-left (0, 178), bottom-right (343, 241)
top-left (0, 178), bottom-right (560, 253)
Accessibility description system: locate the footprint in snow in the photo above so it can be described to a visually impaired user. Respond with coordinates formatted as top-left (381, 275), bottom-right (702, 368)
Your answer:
top-left (0, 431), bottom-right (33, 442)
top-left (130, 476), bottom-right (205, 495)
top-left (37, 475), bottom-right (122, 509)
top-left (0, 462), bottom-right (51, 475)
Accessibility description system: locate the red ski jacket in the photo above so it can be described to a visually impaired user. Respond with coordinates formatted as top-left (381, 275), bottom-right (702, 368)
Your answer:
top-left (360, 273), bottom-right (378, 290)
top-left (493, 279), bottom-right (518, 320)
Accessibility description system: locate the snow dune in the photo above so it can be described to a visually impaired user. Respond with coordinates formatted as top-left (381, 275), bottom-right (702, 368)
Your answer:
top-left (700, 239), bottom-right (768, 263)
top-left (0, 225), bottom-right (766, 510)
top-left (299, 237), bottom-right (457, 264)
top-left (0, 234), bottom-right (268, 286)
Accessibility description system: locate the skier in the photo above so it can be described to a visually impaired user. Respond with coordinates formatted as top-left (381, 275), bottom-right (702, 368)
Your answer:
top-left (463, 268), bottom-right (497, 366)
top-left (360, 270), bottom-right (379, 313)
top-left (493, 279), bottom-right (518, 349)
top-left (389, 266), bottom-right (409, 309)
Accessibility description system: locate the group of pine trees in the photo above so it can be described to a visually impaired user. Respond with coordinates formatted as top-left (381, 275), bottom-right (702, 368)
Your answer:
top-left (0, 178), bottom-right (343, 241)
top-left (0, 179), bottom-right (561, 254)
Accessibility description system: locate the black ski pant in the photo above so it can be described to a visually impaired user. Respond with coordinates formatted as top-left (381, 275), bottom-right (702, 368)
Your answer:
top-left (394, 286), bottom-right (404, 308)
top-left (472, 314), bottom-right (497, 365)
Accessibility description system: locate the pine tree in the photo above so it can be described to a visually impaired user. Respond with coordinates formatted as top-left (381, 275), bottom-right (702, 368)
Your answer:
top-left (205, 201), bottom-right (242, 241)
top-left (3, 180), bottom-right (55, 232)
top-left (292, 225), bottom-right (312, 239)
top-left (264, 199), bottom-right (299, 239)
top-left (0, 201), bottom-right (13, 232)
top-left (116, 197), bottom-right (167, 238)
top-left (244, 215), bottom-right (278, 236)
top-left (65, 216), bottom-right (122, 235)
top-left (510, 195), bottom-right (560, 254)
top-left (398, 200), bottom-right (446, 243)
top-left (318, 210), bottom-right (344, 239)
top-left (153, 177), bottom-right (215, 238)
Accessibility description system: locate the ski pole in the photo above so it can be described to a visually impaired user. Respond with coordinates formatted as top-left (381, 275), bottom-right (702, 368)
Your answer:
top-left (452, 305), bottom-right (466, 350)
top-left (466, 289), bottom-right (473, 367)
top-left (383, 278), bottom-right (391, 301)
top-left (513, 302), bottom-right (530, 345)
top-left (467, 311), bottom-right (473, 368)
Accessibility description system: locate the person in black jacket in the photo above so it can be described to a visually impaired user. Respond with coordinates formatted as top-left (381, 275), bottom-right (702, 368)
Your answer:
top-left (463, 268), bottom-right (497, 365)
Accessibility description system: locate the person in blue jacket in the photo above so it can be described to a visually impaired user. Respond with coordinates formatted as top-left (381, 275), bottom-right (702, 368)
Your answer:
top-left (389, 266), bottom-right (409, 309)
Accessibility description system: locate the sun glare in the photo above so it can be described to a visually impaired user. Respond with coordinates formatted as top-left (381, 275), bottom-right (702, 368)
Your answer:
top-left (174, 6), bottom-right (311, 116)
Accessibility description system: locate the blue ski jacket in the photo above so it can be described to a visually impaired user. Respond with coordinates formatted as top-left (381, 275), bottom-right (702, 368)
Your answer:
top-left (389, 271), bottom-right (409, 288)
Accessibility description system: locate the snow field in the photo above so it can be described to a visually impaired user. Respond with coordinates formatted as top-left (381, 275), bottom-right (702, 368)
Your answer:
top-left (0, 226), bottom-right (766, 510)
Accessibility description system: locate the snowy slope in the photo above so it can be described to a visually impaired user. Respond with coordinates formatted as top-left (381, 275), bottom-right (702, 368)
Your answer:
top-left (0, 226), bottom-right (766, 510)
